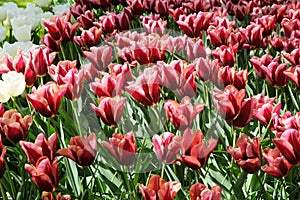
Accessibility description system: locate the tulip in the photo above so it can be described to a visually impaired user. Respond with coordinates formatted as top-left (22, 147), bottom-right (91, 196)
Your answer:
top-left (0, 25), bottom-right (6, 42)
top-left (74, 27), bottom-right (101, 50)
top-left (83, 45), bottom-right (113, 71)
top-left (102, 131), bottom-right (136, 165)
top-left (81, 63), bottom-right (101, 83)
top-left (127, 0), bottom-right (144, 15)
top-left (57, 133), bottom-right (97, 166)
top-left (108, 62), bottom-right (132, 87)
top-left (273, 129), bottom-right (300, 165)
top-left (176, 12), bottom-right (214, 38)
top-left (0, 71), bottom-right (26, 101)
top-left (26, 82), bottom-right (67, 118)
top-left (227, 134), bottom-right (262, 173)
top-left (179, 129), bottom-right (218, 169)
top-left (211, 45), bottom-right (238, 67)
top-left (207, 26), bottom-right (231, 47)
top-left (283, 48), bottom-right (300, 66)
top-left (126, 69), bottom-right (161, 106)
top-left (97, 12), bottom-right (116, 34)
top-left (250, 55), bottom-right (287, 87)
top-left (270, 36), bottom-right (285, 52)
top-left (240, 24), bottom-right (264, 49)
top-left (90, 96), bottom-right (126, 126)
top-left (189, 183), bottom-right (222, 200)
top-left (142, 15), bottom-right (167, 35)
top-left (42, 34), bottom-right (60, 52)
top-left (48, 61), bottom-right (84, 101)
top-left (194, 57), bottom-right (212, 82)
top-left (164, 96), bottom-right (204, 131)
top-left (89, 73), bottom-right (121, 98)
top-left (152, 132), bottom-right (181, 164)
top-left (77, 10), bottom-right (95, 30)
top-left (262, 148), bottom-right (293, 178)
top-left (20, 132), bottom-right (57, 165)
top-left (253, 94), bottom-right (281, 126)
top-left (115, 11), bottom-right (130, 31)
top-left (13, 25), bottom-right (31, 42)
top-left (138, 175), bottom-right (181, 200)
top-left (0, 135), bottom-right (7, 178)
top-left (154, 0), bottom-right (168, 17)
top-left (213, 85), bottom-right (256, 127)
top-left (28, 46), bottom-right (56, 77)
top-left (25, 157), bottom-right (59, 192)
top-left (185, 38), bottom-right (207, 61)
top-left (284, 65), bottom-right (300, 89)
top-left (70, 4), bottom-right (87, 19)
top-left (0, 110), bottom-right (32, 143)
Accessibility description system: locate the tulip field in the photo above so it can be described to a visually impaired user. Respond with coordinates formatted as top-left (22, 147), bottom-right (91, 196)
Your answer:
top-left (1, 0), bottom-right (300, 199)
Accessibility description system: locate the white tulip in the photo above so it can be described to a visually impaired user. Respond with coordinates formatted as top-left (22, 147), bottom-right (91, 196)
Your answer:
top-left (35, 0), bottom-right (50, 8)
top-left (2, 2), bottom-right (20, 26)
top-left (0, 7), bottom-right (6, 22)
top-left (2, 41), bottom-right (36, 57)
top-left (13, 25), bottom-right (32, 42)
top-left (0, 26), bottom-right (6, 42)
top-left (2, 71), bottom-right (26, 97)
top-left (52, 3), bottom-right (70, 16)
top-left (0, 81), bottom-right (10, 103)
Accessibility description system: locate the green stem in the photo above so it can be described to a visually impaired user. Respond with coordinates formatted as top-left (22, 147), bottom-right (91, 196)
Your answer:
top-left (161, 163), bottom-right (166, 179)
top-left (60, 44), bottom-right (67, 60)
top-left (0, 181), bottom-right (8, 200)
top-left (71, 101), bottom-right (83, 136)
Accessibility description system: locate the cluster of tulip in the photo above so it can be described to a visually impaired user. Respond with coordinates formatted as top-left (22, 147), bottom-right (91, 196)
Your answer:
top-left (0, 0), bottom-right (300, 199)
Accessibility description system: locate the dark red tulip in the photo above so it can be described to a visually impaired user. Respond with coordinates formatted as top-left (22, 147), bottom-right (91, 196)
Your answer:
top-left (270, 36), bottom-right (285, 52)
top-left (115, 11), bottom-right (130, 31)
top-left (138, 175), bottom-right (181, 200)
top-left (126, 69), bottom-right (161, 106)
top-left (90, 96), bottom-right (126, 126)
top-left (189, 183), bottom-right (222, 200)
top-left (70, 4), bottom-right (87, 19)
top-left (97, 12), bottom-right (116, 34)
top-left (74, 27), bottom-right (101, 49)
top-left (262, 147), bottom-right (293, 178)
top-left (48, 60), bottom-right (84, 101)
top-left (250, 55), bottom-right (288, 87)
top-left (20, 132), bottom-right (57, 165)
top-left (179, 128), bottom-right (217, 169)
top-left (0, 135), bottom-right (7, 178)
top-left (0, 110), bottom-right (32, 143)
top-left (90, 73), bottom-right (121, 98)
top-left (152, 132), bottom-right (181, 164)
top-left (169, 7), bottom-right (187, 21)
top-left (57, 133), bottom-right (97, 166)
top-left (227, 134), bottom-right (262, 173)
top-left (42, 34), bottom-right (60, 52)
top-left (273, 129), bottom-right (300, 165)
top-left (164, 97), bottom-right (204, 131)
top-left (25, 157), bottom-right (59, 192)
top-left (26, 82), bottom-right (67, 118)
top-left (77, 10), bottom-right (95, 29)
top-left (213, 85), bottom-right (256, 127)
top-left (127, 0), bottom-right (144, 15)
top-left (102, 131), bottom-right (137, 165)
top-left (240, 24), bottom-right (264, 49)
top-left (83, 45), bottom-right (113, 71)
top-left (154, 0), bottom-right (168, 17)
top-left (28, 46), bottom-right (56, 77)
top-left (254, 15), bottom-right (276, 36)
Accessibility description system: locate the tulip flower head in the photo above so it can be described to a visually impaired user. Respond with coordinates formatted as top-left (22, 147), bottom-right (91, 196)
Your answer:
top-left (138, 175), bottom-right (181, 200)
top-left (189, 183), bottom-right (222, 200)
top-left (57, 133), bottom-right (97, 166)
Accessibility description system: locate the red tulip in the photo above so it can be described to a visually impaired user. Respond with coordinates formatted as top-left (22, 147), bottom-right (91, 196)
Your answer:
top-left (284, 65), bottom-right (300, 89)
top-left (42, 34), bottom-right (60, 52)
top-left (98, 12), bottom-right (116, 34)
top-left (115, 11), bottom-right (130, 31)
top-left (20, 132), bottom-right (57, 165)
top-left (213, 85), bottom-right (256, 127)
top-left (0, 110), bottom-right (32, 143)
top-left (28, 46), bottom-right (56, 77)
top-left (42, 14), bottom-right (79, 43)
top-left (262, 148), bottom-right (293, 178)
top-left (70, 4), bottom-right (87, 19)
top-left (77, 10), bottom-right (95, 29)
top-left (227, 134), bottom-right (262, 173)
top-left (74, 27), bottom-right (102, 50)
top-left (176, 12), bottom-right (214, 38)
top-left (207, 26), bottom-right (231, 47)
top-left (240, 24), bottom-right (264, 49)
top-left (211, 45), bottom-right (238, 67)
top-left (138, 175), bottom-right (181, 200)
top-left (83, 45), bottom-right (113, 71)
top-left (0, 135), bottom-right (7, 178)
top-left (253, 94), bottom-right (281, 126)
top-left (179, 128), bottom-right (218, 169)
top-left (283, 48), bottom-right (300, 66)
top-left (152, 132), bottom-right (181, 164)
top-left (142, 15), bottom-right (167, 35)
top-left (102, 131), bottom-right (137, 165)
top-left (57, 133), bottom-right (97, 166)
top-left (90, 96), bottom-right (126, 126)
top-left (189, 183), bottom-right (222, 200)
top-left (26, 82), bottom-right (67, 118)
top-left (164, 96), bottom-right (204, 131)
top-left (81, 63), bottom-right (101, 83)
top-left (127, 0), bottom-right (144, 15)
top-left (108, 62), bottom-right (132, 87)
top-left (90, 73), bottom-right (120, 98)
top-left (154, 0), bottom-right (168, 17)
top-left (48, 60), bottom-right (84, 101)
top-left (254, 15), bottom-right (276, 36)
top-left (185, 38), bottom-right (207, 61)
top-left (25, 157), bottom-right (59, 192)
top-left (270, 36), bottom-right (285, 52)
top-left (126, 69), bottom-right (161, 106)
top-left (272, 129), bottom-right (300, 165)
top-left (250, 55), bottom-right (287, 87)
